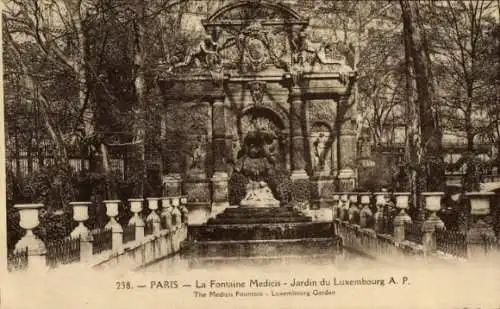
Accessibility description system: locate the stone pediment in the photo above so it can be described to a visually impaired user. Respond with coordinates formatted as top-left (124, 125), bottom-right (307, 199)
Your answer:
top-left (203, 0), bottom-right (304, 26)
top-left (159, 0), bottom-right (355, 80)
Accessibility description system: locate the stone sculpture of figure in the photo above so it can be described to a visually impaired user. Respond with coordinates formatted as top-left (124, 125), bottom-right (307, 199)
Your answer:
top-left (291, 30), bottom-right (318, 65)
top-left (313, 135), bottom-right (322, 171)
top-left (167, 34), bottom-right (220, 72)
top-left (191, 136), bottom-right (205, 170)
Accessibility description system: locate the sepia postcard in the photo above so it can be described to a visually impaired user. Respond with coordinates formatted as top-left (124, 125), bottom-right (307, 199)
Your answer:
top-left (1, 0), bottom-right (500, 308)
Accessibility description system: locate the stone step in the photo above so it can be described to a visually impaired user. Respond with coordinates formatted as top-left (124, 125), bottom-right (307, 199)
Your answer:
top-left (215, 210), bottom-right (303, 219)
top-left (189, 222), bottom-right (335, 241)
top-left (207, 216), bottom-right (312, 224)
top-left (185, 253), bottom-right (342, 268)
top-left (222, 207), bottom-right (296, 214)
top-left (181, 237), bottom-right (342, 258)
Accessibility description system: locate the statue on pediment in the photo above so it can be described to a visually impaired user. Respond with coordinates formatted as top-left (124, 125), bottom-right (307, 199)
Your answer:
top-left (167, 34), bottom-right (222, 73)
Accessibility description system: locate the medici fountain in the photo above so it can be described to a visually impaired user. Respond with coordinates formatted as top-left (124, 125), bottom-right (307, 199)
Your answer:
top-left (153, 0), bottom-right (357, 264)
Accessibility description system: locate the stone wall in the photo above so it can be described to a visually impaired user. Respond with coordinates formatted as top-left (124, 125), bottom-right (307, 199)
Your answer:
top-left (92, 224), bottom-right (188, 272)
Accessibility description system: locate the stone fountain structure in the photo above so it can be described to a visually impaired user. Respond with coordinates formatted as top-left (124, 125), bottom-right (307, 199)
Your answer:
top-left (156, 1), bottom-right (356, 261)
top-left (157, 0), bottom-right (357, 224)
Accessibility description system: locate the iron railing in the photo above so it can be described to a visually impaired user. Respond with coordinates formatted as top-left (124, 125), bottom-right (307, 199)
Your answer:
top-left (123, 224), bottom-right (136, 243)
top-left (92, 228), bottom-right (112, 255)
top-left (435, 229), bottom-right (467, 258)
top-left (144, 222), bottom-right (154, 236)
top-left (46, 236), bottom-right (81, 268)
top-left (7, 247), bottom-right (29, 272)
top-left (405, 221), bottom-right (423, 244)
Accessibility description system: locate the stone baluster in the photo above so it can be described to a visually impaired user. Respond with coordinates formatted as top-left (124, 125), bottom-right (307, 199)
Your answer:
top-left (161, 197), bottom-right (173, 230)
top-left (348, 193), bottom-right (360, 224)
top-left (146, 198), bottom-right (161, 234)
top-left (103, 200), bottom-right (123, 251)
top-left (374, 192), bottom-right (386, 233)
top-left (128, 198), bottom-right (145, 241)
top-left (180, 195), bottom-right (189, 224)
top-left (421, 192), bottom-right (444, 255)
top-left (339, 194), bottom-right (349, 221)
top-left (465, 192), bottom-right (497, 259)
top-left (332, 194), bottom-right (340, 219)
top-left (69, 201), bottom-right (93, 262)
top-left (171, 197), bottom-right (182, 229)
top-left (14, 203), bottom-right (47, 271)
top-left (359, 193), bottom-right (373, 228)
top-left (393, 193), bottom-right (412, 243)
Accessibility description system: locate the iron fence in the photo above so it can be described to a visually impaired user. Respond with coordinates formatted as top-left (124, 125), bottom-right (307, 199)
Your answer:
top-left (92, 228), bottom-right (112, 255)
top-left (7, 247), bottom-right (28, 272)
top-left (144, 222), bottom-right (154, 236)
top-left (46, 236), bottom-right (81, 268)
top-left (435, 229), bottom-right (467, 258)
top-left (405, 221), bottom-right (423, 244)
top-left (123, 224), bottom-right (136, 243)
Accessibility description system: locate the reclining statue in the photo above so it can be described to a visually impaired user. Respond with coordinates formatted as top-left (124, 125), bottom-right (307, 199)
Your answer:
top-left (167, 34), bottom-right (221, 72)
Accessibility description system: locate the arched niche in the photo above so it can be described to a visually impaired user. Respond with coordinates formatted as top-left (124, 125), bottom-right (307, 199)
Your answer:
top-left (234, 106), bottom-right (289, 171)
top-left (310, 122), bottom-right (335, 175)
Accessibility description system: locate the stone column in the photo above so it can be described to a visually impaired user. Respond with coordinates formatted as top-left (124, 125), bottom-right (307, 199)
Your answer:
top-left (393, 193), bottom-right (412, 242)
top-left (211, 96), bottom-right (229, 212)
top-left (421, 192), bottom-right (445, 255)
top-left (180, 195), bottom-right (189, 225)
top-left (337, 101), bottom-right (357, 191)
top-left (171, 197), bottom-right (182, 230)
top-left (374, 192), bottom-right (386, 233)
top-left (340, 193), bottom-right (349, 221)
top-left (348, 193), bottom-right (360, 224)
top-left (128, 198), bottom-right (145, 241)
top-left (103, 200), bottom-right (123, 251)
top-left (332, 194), bottom-right (340, 219)
top-left (146, 198), bottom-right (161, 234)
top-left (161, 197), bottom-right (173, 230)
top-left (465, 192), bottom-right (497, 259)
top-left (69, 201), bottom-right (93, 262)
top-left (289, 87), bottom-right (308, 179)
top-left (289, 87), bottom-right (310, 205)
top-left (14, 203), bottom-right (47, 271)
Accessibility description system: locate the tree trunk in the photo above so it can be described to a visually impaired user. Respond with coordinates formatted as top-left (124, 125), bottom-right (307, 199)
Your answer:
top-left (4, 29), bottom-right (69, 164)
top-left (400, 0), bottom-right (444, 197)
top-left (132, 0), bottom-right (148, 197)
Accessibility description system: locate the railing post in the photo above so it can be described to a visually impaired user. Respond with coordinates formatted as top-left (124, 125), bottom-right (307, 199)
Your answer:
top-left (421, 192), bottom-right (445, 256)
top-left (14, 203), bottom-right (47, 271)
top-left (359, 193), bottom-right (372, 228)
top-left (180, 195), bottom-right (189, 225)
top-left (146, 198), bottom-right (161, 234)
top-left (340, 194), bottom-right (349, 221)
top-left (465, 192), bottom-right (497, 259)
top-left (69, 201), bottom-right (93, 262)
top-left (332, 194), bottom-right (340, 219)
top-left (348, 193), bottom-right (359, 224)
top-left (129, 198), bottom-right (145, 241)
top-left (103, 200), bottom-right (123, 251)
top-left (393, 193), bottom-right (411, 243)
top-left (161, 197), bottom-right (173, 230)
top-left (171, 197), bottom-right (182, 230)
top-left (374, 192), bottom-right (386, 233)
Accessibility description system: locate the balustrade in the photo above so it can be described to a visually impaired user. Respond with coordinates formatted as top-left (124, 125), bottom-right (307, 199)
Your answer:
top-left (8, 195), bottom-right (191, 272)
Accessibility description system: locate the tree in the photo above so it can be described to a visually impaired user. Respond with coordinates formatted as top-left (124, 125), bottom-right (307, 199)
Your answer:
top-left (400, 0), bottom-right (445, 218)
top-left (426, 1), bottom-right (498, 190)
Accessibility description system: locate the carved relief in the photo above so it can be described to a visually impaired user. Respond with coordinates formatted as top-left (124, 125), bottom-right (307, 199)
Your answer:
top-left (167, 34), bottom-right (222, 73)
top-left (248, 81), bottom-right (267, 105)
